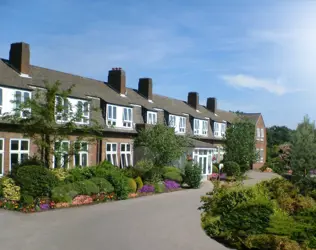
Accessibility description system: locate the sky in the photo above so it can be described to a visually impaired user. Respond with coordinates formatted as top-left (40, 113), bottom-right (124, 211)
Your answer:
top-left (0, 0), bottom-right (315, 128)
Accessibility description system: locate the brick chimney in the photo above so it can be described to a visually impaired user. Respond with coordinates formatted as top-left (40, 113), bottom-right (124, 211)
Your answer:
top-left (9, 42), bottom-right (30, 75)
top-left (206, 97), bottom-right (217, 113)
top-left (187, 92), bottom-right (199, 110)
top-left (108, 68), bottom-right (126, 95)
top-left (138, 78), bottom-right (153, 101)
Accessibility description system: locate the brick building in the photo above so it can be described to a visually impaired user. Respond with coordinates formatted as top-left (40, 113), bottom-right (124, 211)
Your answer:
top-left (0, 42), bottom-right (267, 179)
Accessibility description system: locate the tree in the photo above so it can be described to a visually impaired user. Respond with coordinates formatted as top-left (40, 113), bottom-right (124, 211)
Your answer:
top-left (134, 124), bottom-right (191, 167)
top-left (223, 117), bottom-right (256, 173)
top-left (3, 81), bottom-right (102, 168)
top-left (267, 126), bottom-right (293, 148)
top-left (290, 115), bottom-right (316, 178)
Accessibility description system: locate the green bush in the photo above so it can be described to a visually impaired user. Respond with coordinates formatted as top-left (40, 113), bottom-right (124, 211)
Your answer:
top-left (244, 234), bottom-right (301, 250)
top-left (212, 165), bottom-right (219, 173)
top-left (51, 168), bottom-right (70, 181)
top-left (122, 167), bottom-right (139, 178)
top-left (127, 178), bottom-right (137, 193)
top-left (183, 163), bottom-right (202, 188)
top-left (20, 194), bottom-right (34, 205)
top-left (90, 177), bottom-right (114, 193)
top-left (258, 178), bottom-right (298, 200)
top-left (76, 180), bottom-right (99, 195)
top-left (222, 161), bottom-right (240, 177)
top-left (107, 173), bottom-right (130, 200)
top-left (51, 184), bottom-right (79, 203)
top-left (15, 165), bottom-right (58, 198)
top-left (163, 166), bottom-right (182, 175)
top-left (0, 177), bottom-right (21, 201)
top-left (154, 182), bottom-right (166, 193)
top-left (143, 167), bottom-right (163, 183)
top-left (9, 156), bottom-right (44, 179)
top-left (134, 176), bottom-right (143, 191)
top-left (163, 171), bottom-right (183, 183)
top-left (64, 167), bottom-right (95, 183)
top-left (133, 159), bottom-right (154, 178)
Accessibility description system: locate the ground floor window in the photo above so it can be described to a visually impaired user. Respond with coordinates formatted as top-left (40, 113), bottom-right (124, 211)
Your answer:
top-left (0, 139), bottom-right (4, 176)
top-left (74, 142), bottom-right (88, 167)
top-left (54, 141), bottom-right (70, 168)
top-left (192, 148), bottom-right (216, 177)
top-left (256, 148), bottom-right (264, 163)
top-left (106, 143), bottom-right (118, 166)
top-left (120, 143), bottom-right (132, 168)
top-left (10, 139), bottom-right (30, 171)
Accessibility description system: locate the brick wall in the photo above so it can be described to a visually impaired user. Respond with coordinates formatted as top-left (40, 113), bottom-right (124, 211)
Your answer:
top-left (253, 115), bottom-right (267, 170)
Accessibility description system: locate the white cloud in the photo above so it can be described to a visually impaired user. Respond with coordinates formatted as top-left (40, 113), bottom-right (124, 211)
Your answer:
top-left (220, 74), bottom-right (289, 95)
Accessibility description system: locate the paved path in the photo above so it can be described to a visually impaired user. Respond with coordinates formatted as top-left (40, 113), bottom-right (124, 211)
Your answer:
top-left (0, 171), bottom-right (278, 250)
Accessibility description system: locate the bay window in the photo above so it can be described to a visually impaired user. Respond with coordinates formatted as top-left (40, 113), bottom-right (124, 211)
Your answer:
top-left (147, 111), bottom-right (157, 125)
top-left (14, 90), bottom-right (31, 118)
top-left (76, 101), bottom-right (89, 124)
top-left (169, 115), bottom-right (176, 128)
top-left (194, 119), bottom-right (208, 136)
top-left (120, 143), bottom-right (132, 168)
top-left (56, 96), bottom-right (70, 122)
top-left (202, 120), bottom-right (208, 135)
top-left (194, 119), bottom-right (200, 134)
top-left (179, 117), bottom-right (186, 133)
top-left (123, 107), bottom-right (132, 128)
top-left (107, 105), bottom-right (117, 126)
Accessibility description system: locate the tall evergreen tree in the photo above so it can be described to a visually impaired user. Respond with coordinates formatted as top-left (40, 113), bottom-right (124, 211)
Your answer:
top-left (290, 115), bottom-right (316, 177)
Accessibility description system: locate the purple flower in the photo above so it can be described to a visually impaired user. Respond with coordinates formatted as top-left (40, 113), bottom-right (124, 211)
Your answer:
top-left (164, 180), bottom-right (180, 190)
top-left (139, 184), bottom-right (155, 193)
top-left (40, 203), bottom-right (50, 210)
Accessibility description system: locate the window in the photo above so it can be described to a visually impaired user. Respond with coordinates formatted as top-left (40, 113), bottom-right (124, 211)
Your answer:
top-left (0, 139), bottom-right (4, 176)
top-left (202, 120), bottom-right (208, 135)
top-left (74, 142), bottom-right (88, 167)
top-left (256, 148), bottom-right (264, 163)
top-left (169, 115), bottom-right (176, 128)
top-left (0, 88), bottom-right (2, 115)
top-left (221, 123), bottom-right (226, 137)
top-left (194, 119), bottom-right (200, 134)
top-left (56, 97), bottom-right (70, 122)
top-left (179, 117), bottom-right (186, 133)
top-left (54, 141), bottom-right (70, 168)
top-left (76, 101), bottom-right (89, 124)
top-left (256, 128), bottom-right (261, 140)
top-left (120, 143), bottom-right (132, 168)
top-left (14, 90), bottom-right (31, 118)
top-left (214, 122), bottom-right (220, 137)
top-left (147, 111), bottom-right (157, 125)
top-left (260, 128), bottom-right (264, 141)
top-left (260, 149), bottom-right (264, 163)
top-left (10, 139), bottom-right (29, 171)
top-left (107, 105), bottom-right (117, 126)
top-left (123, 107), bottom-right (132, 128)
top-left (106, 143), bottom-right (118, 166)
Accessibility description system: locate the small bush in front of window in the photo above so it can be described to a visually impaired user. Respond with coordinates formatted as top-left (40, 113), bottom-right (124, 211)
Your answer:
top-left (134, 176), bottom-right (143, 191)
top-left (127, 178), bottom-right (137, 193)
top-left (222, 161), bottom-right (240, 177)
top-left (184, 163), bottom-right (202, 189)
top-left (163, 171), bottom-right (183, 183)
top-left (90, 177), bottom-right (114, 193)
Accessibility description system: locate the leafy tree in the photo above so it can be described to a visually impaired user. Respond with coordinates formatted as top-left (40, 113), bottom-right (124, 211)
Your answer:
top-left (290, 115), bottom-right (316, 178)
top-left (267, 125), bottom-right (293, 148)
top-left (134, 124), bottom-right (191, 167)
top-left (3, 81), bottom-right (102, 168)
top-left (224, 117), bottom-right (256, 173)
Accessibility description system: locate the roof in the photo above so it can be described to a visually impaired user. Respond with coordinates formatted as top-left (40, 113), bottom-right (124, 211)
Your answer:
top-left (188, 138), bottom-right (217, 148)
top-left (241, 113), bottom-right (261, 123)
top-left (215, 109), bottom-right (238, 123)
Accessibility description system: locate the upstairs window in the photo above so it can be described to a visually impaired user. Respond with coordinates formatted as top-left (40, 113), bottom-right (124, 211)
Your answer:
top-left (179, 117), bottom-right (186, 133)
top-left (194, 119), bottom-right (200, 135)
top-left (221, 123), bottom-right (226, 137)
top-left (202, 120), bottom-right (208, 135)
top-left (107, 104), bottom-right (117, 126)
top-left (260, 128), bottom-right (264, 141)
top-left (169, 115), bottom-right (176, 128)
top-left (214, 122), bottom-right (220, 137)
top-left (14, 90), bottom-right (31, 118)
top-left (256, 128), bottom-right (261, 140)
top-left (147, 111), bottom-right (157, 125)
top-left (123, 107), bottom-right (132, 128)
top-left (55, 97), bottom-right (70, 122)
top-left (74, 142), bottom-right (88, 167)
top-left (76, 101), bottom-right (89, 124)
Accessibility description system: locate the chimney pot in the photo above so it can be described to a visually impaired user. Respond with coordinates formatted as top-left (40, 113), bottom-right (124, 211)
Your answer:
top-left (9, 42), bottom-right (30, 75)
top-left (187, 92), bottom-right (199, 110)
top-left (108, 68), bottom-right (126, 95)
top-left (138, 78), bottom-right (153, 100)
top-left (206, 97), bottom-right (217, 113)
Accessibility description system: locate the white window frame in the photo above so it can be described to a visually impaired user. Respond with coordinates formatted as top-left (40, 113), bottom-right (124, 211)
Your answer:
top-left (179, 117), bottom-right (186, 133)
top-left (53, 140), bottom-right (70, 169)
top-left (122, 107), bottom-right (133, 128)
top-left (194, 119), bottom-right (200, 135)
top-left (14, 90), bottom-right (31, 118)
top-left (120, 143), bottom-right (133, 168)
top-left (55, 96), bottom-right (71, 123)
top-left (107, 104), bottom-right (117, 126)
top-left (76, 101), bottom-right (90, 124)
top-left (9, 139), bottom-right (30, 172)
top-left (169, 114), bottom-right (176, 128)
top-left (260, 148), bottom-right (264, 163)
top-left (214, 122), bottom-right (220, 137)
top-left (0, 88), bottom-right (3, 116)
top-left (256, 128), bottom-right (261, 140)
top-left (202, 120), bottom-right (208, 135)
top-left (73, 141), bottom-right (89, 167)
top-left (106, 142), bottom-right (118, 166)
top-left (147, 111), bottom-right (157, 125)
top-left (260, 128), bottom-right (264, 141)
top-left (0, 138), bottom-right (4, 176)
top-left (221, 123), bottom-right (226, 137)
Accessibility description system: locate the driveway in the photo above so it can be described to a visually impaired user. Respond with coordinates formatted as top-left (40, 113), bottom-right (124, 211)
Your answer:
top-left (0, 171), bottom-right (278, 250)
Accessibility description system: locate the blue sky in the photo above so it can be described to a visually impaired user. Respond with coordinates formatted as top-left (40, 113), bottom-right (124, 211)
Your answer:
top-left (1, 0), bottom-right (315, 128)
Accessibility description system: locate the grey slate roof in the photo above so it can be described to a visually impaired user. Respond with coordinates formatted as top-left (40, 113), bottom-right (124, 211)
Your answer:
top-left (188, 138), bottom-right (217, 148)
top-left (241, 113), bottom-right (261, 123)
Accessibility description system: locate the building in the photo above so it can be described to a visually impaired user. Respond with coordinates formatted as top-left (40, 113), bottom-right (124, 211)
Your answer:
top-left (0, 42), bottom-right (266, 179)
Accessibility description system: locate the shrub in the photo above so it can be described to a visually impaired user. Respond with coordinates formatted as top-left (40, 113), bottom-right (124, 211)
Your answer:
top-left (106, 173), bottom-right (130, 200)
top-left (133, 159), bottom-right (154, 178)
top-left (244, 235), bottom-right (301, 250)
top-left (51, 168), bottom-right (69, 181)
top-left (15, 165), bottom-right (58, 198)
top-left (222, 161), bottom-right (240, 177)
top-left (9, 156), bottom-right (44, 179)
top-left (139, 184), bottom-right (155, 193)
top-left (122, 167), bottom-right (139, 178)
top-left (1, 177), bottom-right (21, 201)
top-left (143, 167), bottom-right (163, 183)
top-left (134, 176), bottom-right (143, 191)
top-left (183, 163), bottom-right (202, 188)
top-left (154, 182), bottom-right (166, 193)
top-left (212, 165), bottom-right (219, 174)
top-left (164, 180), bottom-right (180, 190)
top-left (127, 178), bottom-right (137, 193)
top-left (258, 178), bottom-right (298, 200)
top-left (76, 180), bottom-right (99, 195)
top-left (64, 167), bottom-right (95, 183)
top-left (90, 177), bottom-right (114, 193)
top-left (51, 183), bottom-right (79, 203)
top-left (163, 166), bottom-right (182, 175)
top-left (163, 171), bottom-right (183, 183)
top-left (20, 194), bottom-right (34, 205)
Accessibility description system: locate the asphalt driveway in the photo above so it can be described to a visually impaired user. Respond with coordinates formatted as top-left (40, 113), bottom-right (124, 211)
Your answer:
top-left (0, 171), bottom-right (278, 250)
